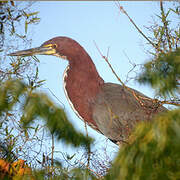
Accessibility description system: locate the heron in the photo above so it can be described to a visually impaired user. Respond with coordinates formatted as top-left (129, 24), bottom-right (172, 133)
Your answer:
top-left (8, 36), bottom-right (166, 144)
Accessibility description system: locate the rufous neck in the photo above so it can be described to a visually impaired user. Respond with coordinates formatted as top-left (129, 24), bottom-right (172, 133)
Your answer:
top-left (63, 54), bottom-right (104, 131)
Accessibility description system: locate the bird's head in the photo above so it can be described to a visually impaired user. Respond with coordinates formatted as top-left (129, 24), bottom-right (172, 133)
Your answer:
top-left (8, 36), bottom-right (84, 61)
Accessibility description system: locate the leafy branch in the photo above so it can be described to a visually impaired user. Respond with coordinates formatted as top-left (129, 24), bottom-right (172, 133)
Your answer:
top-left (0, 79), bottom-right (93, 149)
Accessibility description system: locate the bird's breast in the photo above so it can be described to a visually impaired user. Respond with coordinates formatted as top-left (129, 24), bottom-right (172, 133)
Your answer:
top-left (62, 66), bottom-right (101, 132)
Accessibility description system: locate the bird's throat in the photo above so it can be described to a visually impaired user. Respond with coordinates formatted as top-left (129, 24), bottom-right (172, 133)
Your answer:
top-left (63, 59), bottom-right (104, 131)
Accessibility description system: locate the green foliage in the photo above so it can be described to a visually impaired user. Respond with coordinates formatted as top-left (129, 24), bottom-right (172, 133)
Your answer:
top-left (0, 1), bottom-right (41, 85)
top-left (138, 48), bottom-right (180, 96)
top-left (0, 1), bottom-right (40, 49)
top-left (68, 168), bottom-right (97, 180)
top-left (21, 92), bottom-right (93, 148)
top-left (0, 141), bottom-right (17, 162)
top-left (148, 2), bottom-right (179, 54)
top-left (0, 1), bottom-right (95, 178)
top-left (31, 167), bottom-right (97, 180)
top-left (0, 80), bottom-right (93, 149)
top-left (137, 2), bottom-right (179, 98)
top-left (105, 109), bottom-right (180, 180)
top-left (0, 80), bottom-right (26, 116)
top-left (104, 3), bottom-right (180, 180)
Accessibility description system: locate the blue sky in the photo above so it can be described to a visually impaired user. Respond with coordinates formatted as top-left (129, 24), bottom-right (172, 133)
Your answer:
top-left (20, 1), bottom-right (174, 160)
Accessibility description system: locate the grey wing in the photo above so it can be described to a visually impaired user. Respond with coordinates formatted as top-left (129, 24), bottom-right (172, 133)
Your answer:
top-left (92, 83), bottom-right (166, 143)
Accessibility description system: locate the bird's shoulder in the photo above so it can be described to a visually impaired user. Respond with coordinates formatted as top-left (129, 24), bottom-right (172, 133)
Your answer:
top-left (95, 82), bottom-right (151, 111)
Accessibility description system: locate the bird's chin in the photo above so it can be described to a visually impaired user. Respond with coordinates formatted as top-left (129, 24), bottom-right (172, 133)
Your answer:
top-left (54, 53), bottom-right (67, 60)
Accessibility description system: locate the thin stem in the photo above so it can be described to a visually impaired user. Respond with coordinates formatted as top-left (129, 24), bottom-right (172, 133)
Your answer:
top-left (93, 41), bottom-right (125, 87)
top-left (160, 100), bottom-right (180, 106)
top-left (78, 160), bottom-right (102, 179)
top-left (115, 1), bottom-right (163, 53)
top-left (84, 121), bottom-right (91, 167)
top-left (50, 133), bottom-right (54, 179)
top-left (160, 1), bottom-right (172, 51)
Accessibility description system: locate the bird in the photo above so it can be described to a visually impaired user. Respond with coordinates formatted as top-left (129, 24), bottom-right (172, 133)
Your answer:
top-left (8, 36), bottom-right (166, 144)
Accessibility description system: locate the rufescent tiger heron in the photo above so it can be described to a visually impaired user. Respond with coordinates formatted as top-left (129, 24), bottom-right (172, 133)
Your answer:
top-left (8, 37), bottom-right (166, 144)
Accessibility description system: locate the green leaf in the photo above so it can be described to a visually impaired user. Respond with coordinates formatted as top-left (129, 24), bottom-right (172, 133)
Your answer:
top-left (26, 11), bottom-right (39, 17)
top-left (32, 56), bottom-right (40, 63)
top-left (21, 92), bottom-right (93, 148)
top-left (67, 153), bottom-right (76, 160)
top-left (37, 80), bottom-right (46, 84)
top-left (25, 20), bottom-right (28, 34)
top-left (14, 14), bottom-right (22, 21)
top-left (29, 17), bottom-right (40, 24)
top-left (138, 48), bottom-right (180, 96)
top-left (35, 125), bottom-right (39, 133)
top-left (0, 79), bottom-right (93, 148)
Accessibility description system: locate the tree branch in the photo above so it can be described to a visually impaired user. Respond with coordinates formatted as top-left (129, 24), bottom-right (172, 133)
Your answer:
top-left (115, 1), bottom-right (163, 53)
top-left (160, 1), bottom-right (172, 51)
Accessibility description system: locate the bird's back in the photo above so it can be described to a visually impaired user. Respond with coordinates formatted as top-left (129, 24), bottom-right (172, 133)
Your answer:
top-left (92, 83), bottom-right (166, 143)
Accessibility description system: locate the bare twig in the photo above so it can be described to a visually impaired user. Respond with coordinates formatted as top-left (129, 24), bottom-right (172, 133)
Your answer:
top-left (122, 50), bottom-right (142, 84)
top-left (95, 41), bottom-right (180, 109)
top-left (93, 41), bottom-right (125, 87)
top-left (115, 1), bottom-right (163, 53)
top-left (106, 46), bottom-right (110, 59)
top-left (160, 100), bottom-right (180, 106)
top-left (160, 1), bottom-right (172, 51)
top-left (51, 133), bottom-right (54, 167)
top-left (83, 121), bottom-right (91, 167)
top-left (47, 88), bottom-right (65, 110)
top-left (78, 160), bottom-right (102, 179)
top-left (94, 41), bottom-right (150, 107)
top-left (50, 133), bottom-right (54, 179)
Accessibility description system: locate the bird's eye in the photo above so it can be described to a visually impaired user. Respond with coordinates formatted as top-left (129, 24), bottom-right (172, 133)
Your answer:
top-left (52, 44), bottom-right (57, 49)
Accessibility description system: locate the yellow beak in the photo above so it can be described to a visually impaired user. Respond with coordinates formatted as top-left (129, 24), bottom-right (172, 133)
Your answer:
top-left (8, 45), bottom-right (56, 57)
